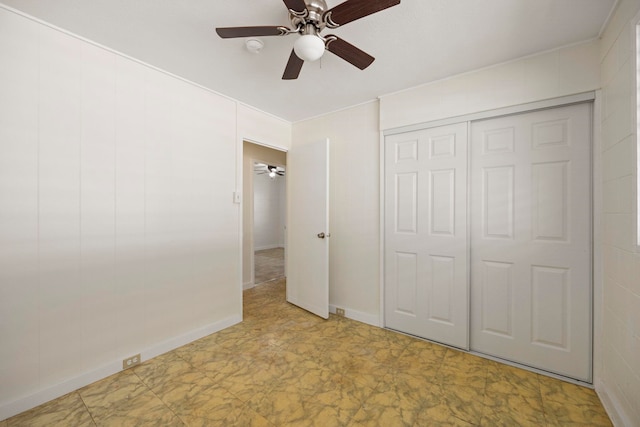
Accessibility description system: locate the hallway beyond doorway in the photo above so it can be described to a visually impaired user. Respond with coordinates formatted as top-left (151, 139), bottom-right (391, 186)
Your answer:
top-left (254, 247), bottom-right (284, 285)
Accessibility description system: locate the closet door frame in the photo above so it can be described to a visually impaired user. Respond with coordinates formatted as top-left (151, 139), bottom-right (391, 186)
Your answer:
top-left (380, 91), bottom-right (601, 385)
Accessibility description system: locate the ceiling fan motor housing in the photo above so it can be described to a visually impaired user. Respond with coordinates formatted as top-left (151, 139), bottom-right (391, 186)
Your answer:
top-left (290, 0), bottom-right (327, 32)
top-left (305, 0), bottom-right (327, 23)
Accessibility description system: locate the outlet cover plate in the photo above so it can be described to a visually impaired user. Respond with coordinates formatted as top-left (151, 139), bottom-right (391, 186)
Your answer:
top-left (123, 353), bottom-right (141, 370)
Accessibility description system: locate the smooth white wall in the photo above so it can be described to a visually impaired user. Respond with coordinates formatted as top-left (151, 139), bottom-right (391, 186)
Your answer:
top-left (253, 172), bottom-right (286, 250)
top-left (0, 7), bottom-right (294, 420)
top-left (597, 0), bottom-right (640, 424)
top-left (292, 101), bottom-right (381, 325)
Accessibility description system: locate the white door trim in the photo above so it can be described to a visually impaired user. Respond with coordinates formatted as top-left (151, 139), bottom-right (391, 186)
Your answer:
top-left (383, 92), bottom-right (596, 137)
top-left (379, 130), bottom-right (386, 328)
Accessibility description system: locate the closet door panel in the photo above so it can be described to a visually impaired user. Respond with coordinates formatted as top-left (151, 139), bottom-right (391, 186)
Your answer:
top-left (385, 123), bottom-right (469, 349)
top-left (470, 103), bottom-right (592, 382)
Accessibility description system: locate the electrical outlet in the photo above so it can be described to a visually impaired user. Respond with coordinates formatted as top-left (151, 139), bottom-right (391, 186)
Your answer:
top-left (122, 354), bottom-right (141, 370)
top-left (336, 308), bottom-right (345, 317)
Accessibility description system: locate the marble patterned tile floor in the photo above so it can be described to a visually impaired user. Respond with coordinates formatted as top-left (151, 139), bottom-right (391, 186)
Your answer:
top-left (4, 278), bottom-right (612, 426)
top-left (254, 247), bottom-right (284, 285)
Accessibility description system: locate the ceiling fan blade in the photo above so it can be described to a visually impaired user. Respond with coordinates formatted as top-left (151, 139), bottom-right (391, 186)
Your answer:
top-left (282, 50), bottom-right (304, 80)
top-left (325, 36), bottom-right (375, 70)
top-left (283, 0), bottom-right (308, 13)
top-left (324, 0), bottom-right (400, 27)
top-left (216, 26), bottom-right (286, 39)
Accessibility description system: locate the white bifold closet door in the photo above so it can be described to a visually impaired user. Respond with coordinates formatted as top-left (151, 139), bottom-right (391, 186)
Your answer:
top-left (384, 123), bottom-right (469, 350)
top-left (469, 103), bottom-right (592, 382)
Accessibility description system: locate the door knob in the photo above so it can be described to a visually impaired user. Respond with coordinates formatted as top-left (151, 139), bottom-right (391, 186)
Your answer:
top-left (317, 232), bottom-right (325, 239)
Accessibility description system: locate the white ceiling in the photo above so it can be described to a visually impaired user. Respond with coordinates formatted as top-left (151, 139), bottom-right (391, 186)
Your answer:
top-left (1, 0), bottom-right (616, 122)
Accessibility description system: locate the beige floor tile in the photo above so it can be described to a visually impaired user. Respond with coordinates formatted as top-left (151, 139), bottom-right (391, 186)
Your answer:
top-left (415, 404), bottom-right (477, 427)
top-left (437, 349), bottom-right (490, 390)
top-left (349, 387), bottom-right (423, 426)
top-left (133, 352), bottom-right (199, 390)
top-left (223, 405), bottom-right (274, 427)
top-left (539, 375), bottom-right (613, 426)
top-left (93, 390), bottom-right (182, 426)
top-left (280, 377), bottom-right (372, 427)
top-left (482, 389), bottom-right (546, 426)
top-left (441, 384), bottom-right (486, 424)
top-left (246, 384), bottom-right (309, 426)
top-left (281, 339), bottom-right (327, 360)
top-left (218, 365), bottom-right (279, 402)
top-left (165, 383), bottom-right (244, 425)
top-left (395, 340), bottom-right (446, 381)
top-left (6, 392), bottom-right (94, 427)
top-left (486, 361), bottom-right (541, 397)
top-left (78, 370), bottom-right (150, 421)
top-left (3, 277), bottom-right (614, 427)
top-left (150, 374), bottom-right (217, 409)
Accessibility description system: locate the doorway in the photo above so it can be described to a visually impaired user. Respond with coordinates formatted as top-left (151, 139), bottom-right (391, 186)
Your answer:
top-left (242, 141), bottom-right (287, 290)
top-left (253, 162), bottom-right (286, 285)
top-left (242, 138), bottom-right (330, 319)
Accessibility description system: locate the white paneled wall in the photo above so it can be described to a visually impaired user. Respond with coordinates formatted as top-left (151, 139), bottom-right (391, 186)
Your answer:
top-left (38, 25), bottom-right (84, 388)
top-left (598, 0), bottom-right (640, 425)
top-left (0, 10), bottom-right (40, 403)
top-left (0, 8), bottom-right (241, 419)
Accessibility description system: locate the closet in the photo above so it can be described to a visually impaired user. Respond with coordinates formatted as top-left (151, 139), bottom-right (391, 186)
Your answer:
top-left (384, 102), bottom-right (592, 382)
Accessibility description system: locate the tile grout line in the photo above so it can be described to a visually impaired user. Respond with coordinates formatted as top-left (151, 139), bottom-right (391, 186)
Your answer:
top-left (77, 391), bottom-right (98, 426)
top-left (131, 369), bottom-right (185, 426)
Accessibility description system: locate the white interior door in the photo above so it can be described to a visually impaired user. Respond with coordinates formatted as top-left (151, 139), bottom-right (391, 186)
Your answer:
top-left (384, 123), bottom-right (469, 349)
top-left (470, 103), bottom-right (592, 381)
top-left (286, 139), bottom-right (329, 319)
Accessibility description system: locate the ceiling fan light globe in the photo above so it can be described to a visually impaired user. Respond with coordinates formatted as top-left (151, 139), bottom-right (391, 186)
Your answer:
top-left (293, 35), bottom-right (325, 62)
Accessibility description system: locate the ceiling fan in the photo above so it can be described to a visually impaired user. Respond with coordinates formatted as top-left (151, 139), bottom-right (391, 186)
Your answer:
top-left (255, 164), bottom-right (285, 178)
top-left (216, 0), bottom-right (401, 80)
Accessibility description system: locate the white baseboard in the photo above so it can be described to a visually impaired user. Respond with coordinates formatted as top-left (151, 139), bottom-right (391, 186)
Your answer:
top-left (243, 281), bottom-right (255, 290)
top-left (595, 379), bottom-right (637, 427)
top-left (0, 314), bottom-right (241, 422)
top-left (329, 305), bottom-right (381, 327)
